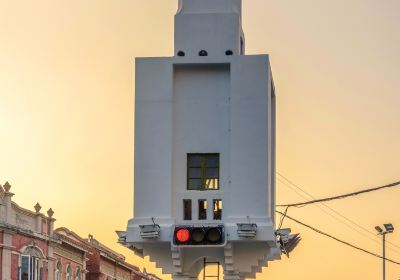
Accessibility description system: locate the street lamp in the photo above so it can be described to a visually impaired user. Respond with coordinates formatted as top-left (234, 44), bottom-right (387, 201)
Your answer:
top-left (375, 223), bottom-right (394, 280)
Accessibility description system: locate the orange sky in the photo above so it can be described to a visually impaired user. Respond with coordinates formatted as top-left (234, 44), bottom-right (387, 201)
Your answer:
top-left (1, 0), bottom-right (400, 279)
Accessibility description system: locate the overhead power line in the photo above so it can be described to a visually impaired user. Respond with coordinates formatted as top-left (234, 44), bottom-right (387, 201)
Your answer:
top-left (276, 175), bottom-right (400, 254)
top-left (277, 176), bottom-right (400, 208)
top-left (276, 210), bottom-right (400, 266)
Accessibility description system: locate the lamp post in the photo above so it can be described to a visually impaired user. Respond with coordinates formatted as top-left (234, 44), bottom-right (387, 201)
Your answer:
top-left (375, 223), bottom-right (394, 280)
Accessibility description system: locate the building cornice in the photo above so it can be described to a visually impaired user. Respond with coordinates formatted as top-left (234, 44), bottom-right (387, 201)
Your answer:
top-left (55, 235), bottom-right (91, 253)
top-left (0, 222), bottom-right (51, 242)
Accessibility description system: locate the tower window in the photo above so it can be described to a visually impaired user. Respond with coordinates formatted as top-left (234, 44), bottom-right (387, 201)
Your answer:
top-left (198, 200), bottom-right (207, 220)
top-left (225, 50), bottom-right (233, 56)
top-left (213, 199), bottom-right (222, 220)
top-left (187, 154), bottom-right (219, 191)
top-left (183, 199), bottom-right (192, 220)
top-left (177, 50), bottom-right (185, 57)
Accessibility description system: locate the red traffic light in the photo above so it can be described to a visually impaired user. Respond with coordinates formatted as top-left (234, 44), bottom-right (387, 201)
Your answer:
top-left (173, 226), bottom-right (225, 246)
top-left (175, 228), bottom-right (190, 243)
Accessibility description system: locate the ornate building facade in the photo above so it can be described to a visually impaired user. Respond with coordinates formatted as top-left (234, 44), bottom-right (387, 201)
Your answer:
top-left (0, 182), bottom-right (160, 280)
top-left (85, 234), bottom-right (145, 280)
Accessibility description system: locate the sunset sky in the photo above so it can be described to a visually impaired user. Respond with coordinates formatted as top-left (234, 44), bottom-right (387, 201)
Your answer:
top-left (1, 0), bottom-right (400, 279)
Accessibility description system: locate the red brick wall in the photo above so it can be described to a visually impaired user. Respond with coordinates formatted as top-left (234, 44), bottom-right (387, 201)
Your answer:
top-left (9, 233), bottom-right (84, 280)
top-left (12, 233), bottom-right (48, 256)
top-left (54, 245), bottom-right (85, 280)
top-left (132, 273), bottom-right (143, 280)
top-left (41, 264), bottom-right (48, 280)
top-left (86, 272), bottom-right (104, 280)
top-left (11, 233), bottom-right (49, 280)
top-left (86, 250), bottom-right (101, 275)
top-left (56, 257), bottom-right (82, 280)
top-left (116, 265), bottom-right (132, 280)
top-left (11, 254), bottom-right (19, 280)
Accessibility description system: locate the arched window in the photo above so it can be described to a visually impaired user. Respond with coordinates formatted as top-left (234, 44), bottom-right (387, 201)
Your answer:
top-left (19, 246), bottom-right (44, 280)
top-left (66, 265), bottom-right (72, 280)
top-left (55, 262), bottom-right (62, 280)
top-left (75, 268), bottom-right (81, 280)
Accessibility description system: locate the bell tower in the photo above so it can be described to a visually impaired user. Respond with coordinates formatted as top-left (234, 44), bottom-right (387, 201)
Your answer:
top-left (118, 1), bottom-right (283, 279)
top-left (175, 0), bottom-right (245, 56)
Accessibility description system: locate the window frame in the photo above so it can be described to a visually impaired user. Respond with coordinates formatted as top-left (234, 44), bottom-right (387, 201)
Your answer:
top-left (20, 255), bottom-right (30, 280)
top-left (66, 265), bottom-right (72, 280)
top-left (198, 199), bottom-right (208, 220)
top-left (187, 153), bottom-right (220, 191)
top-left (19, 255), bottom-right (42, 280)
top-left (183, 199), bottom-right (192, 221)
top-left (75, 268), bottom-right (81, 280)
top-left (213, 199), bottom-right (223, 220)
top-left (55, 262), bottom-right (61, 280)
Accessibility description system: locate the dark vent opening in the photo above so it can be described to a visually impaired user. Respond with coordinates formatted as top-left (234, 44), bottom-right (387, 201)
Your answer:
top-left (199, 50), bottom-right (208, 57)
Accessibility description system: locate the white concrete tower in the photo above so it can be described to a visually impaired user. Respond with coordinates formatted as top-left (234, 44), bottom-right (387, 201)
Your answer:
top-left (118, 1), bottom-right (281, 279)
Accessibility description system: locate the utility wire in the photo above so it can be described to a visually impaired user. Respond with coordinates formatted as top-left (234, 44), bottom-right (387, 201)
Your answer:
top-left (277, 178), bottom-right (380, 239)
top-left (276, 174), bottom-right (400, 253)
top-left (277, 178), bottom-right (400, 256)
top-left (276, 210), bottom-right (400, 266)
top-left (277, 174), bottom-right (400, 208)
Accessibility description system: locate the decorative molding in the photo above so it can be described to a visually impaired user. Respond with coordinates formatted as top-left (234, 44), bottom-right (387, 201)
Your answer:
top-left (21, 243), bottom-right (46, 258)
top-left (16, 213), bottom-right (31, 228)
top-left (12, 202), bottom-right (40, 218)
top-left (100, 262), bottom-right (115, 277)
top-left (47, 208), bottom-right (54, 218)
top-left (116, 271), bottom-right (132, 280)
top-left (54, 228), bottom-right (91, 252)
top-left (0, 243), bottom-right (16, 250)
top-left (89, 236), bottom-right (125, 261)
top-left (0, 221), bottom-right (49, 241)
top-left (54, 246), bottom-right (84, 265)
top-left (58, 237), bottom-right (90, 253)
top-left (34, 203), bottom-right (42, 213)
top-left (3, 181), bottom-right (11, 192)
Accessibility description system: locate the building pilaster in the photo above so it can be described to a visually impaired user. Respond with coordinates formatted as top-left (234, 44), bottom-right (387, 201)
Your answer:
top-left (3, 182), bottom-right (15, 224)
top-left (47, 246), bottom-right (55, 280)
top-left (2, 230), bottom-right (13, 280)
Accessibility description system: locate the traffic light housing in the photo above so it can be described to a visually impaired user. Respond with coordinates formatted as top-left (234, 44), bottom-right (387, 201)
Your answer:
top-left (173, 226), bottom-right (225, 246)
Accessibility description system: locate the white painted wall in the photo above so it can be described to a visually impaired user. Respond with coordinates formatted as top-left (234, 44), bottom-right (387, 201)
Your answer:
top-left (134, 58), bottom-right (173, 220)
top-left (173, 64), bottom-right (230, 223)
top-left (133, 56), bottom-right (274, 226)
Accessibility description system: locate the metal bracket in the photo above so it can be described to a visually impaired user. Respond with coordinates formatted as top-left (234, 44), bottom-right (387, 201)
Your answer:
top-left (237, 223), bottom-right (257, 238)
top-left (140, 218), bottom-right (161, 239)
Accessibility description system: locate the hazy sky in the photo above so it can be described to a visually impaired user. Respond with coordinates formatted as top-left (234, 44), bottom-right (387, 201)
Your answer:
top-left (1, 0), bottom-right (400, 279)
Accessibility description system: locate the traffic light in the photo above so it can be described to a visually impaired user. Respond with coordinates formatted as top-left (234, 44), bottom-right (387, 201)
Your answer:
top-left (173, 226), bottom-right (225, 246)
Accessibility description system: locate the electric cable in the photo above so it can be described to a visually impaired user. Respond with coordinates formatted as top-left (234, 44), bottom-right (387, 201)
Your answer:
top-left (276, 175), bottom-right (400, 254)
top-left (277, 206), bottom-right (289, 230)
top-left (276, 210), bottom-right (400, 266)
top-left (277, 173), bottom-right (400, 208)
